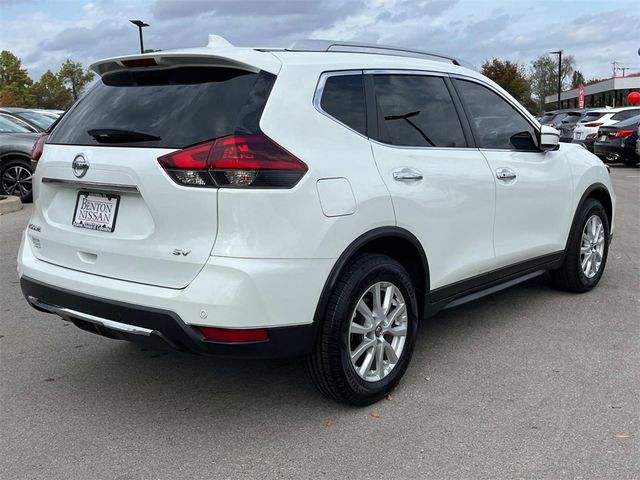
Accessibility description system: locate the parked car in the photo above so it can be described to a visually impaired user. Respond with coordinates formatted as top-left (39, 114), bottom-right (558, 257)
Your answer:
top-left (0, 114), bottom-right (38, 202)
top-left (573, 107), bottom-right (640, 152)
top-left (0, 107), bottom-right (57, 132)
top-left (558, 110), bottom-right (588, 142)
top-left (18, 39), bottom-right (615, 405)
top-left (637, 124), bottom-right (640, 159)
top-left (594, 114), bottom-right (640, 167)
top-left (539, 109), bottom-right (572, 128)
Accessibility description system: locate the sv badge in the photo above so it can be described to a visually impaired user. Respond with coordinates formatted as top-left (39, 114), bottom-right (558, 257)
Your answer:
top-left (172, 249), bottom-right (192, 256)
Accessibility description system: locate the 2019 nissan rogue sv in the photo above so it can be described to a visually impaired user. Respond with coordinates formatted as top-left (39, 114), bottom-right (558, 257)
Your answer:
top-left (18, 37), bottom-right (615, 405)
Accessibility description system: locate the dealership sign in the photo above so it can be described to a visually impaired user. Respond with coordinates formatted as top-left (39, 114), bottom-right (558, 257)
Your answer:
top-left (578, 84), bottom-right (585, 108)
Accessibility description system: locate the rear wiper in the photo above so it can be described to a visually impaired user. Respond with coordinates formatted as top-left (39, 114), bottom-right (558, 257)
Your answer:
top-left (87, 129), bottom-right (161, 143)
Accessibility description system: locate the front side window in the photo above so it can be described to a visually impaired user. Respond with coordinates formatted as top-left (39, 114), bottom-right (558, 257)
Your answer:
top-left (455, 79), bottom-right (538, 151)
top-left (372, 74), bottom-right (466, 148)
top-left (319, 74), bottom-right (367, 135)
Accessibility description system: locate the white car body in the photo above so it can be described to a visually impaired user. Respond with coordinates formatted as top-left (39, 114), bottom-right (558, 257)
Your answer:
top-left (573, 107), bottom-right (640, 142)
top-left (17, 39), bottom-right (615, 396)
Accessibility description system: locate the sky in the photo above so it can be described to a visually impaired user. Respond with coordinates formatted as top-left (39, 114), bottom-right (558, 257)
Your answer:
top-left (1, 0), bottom-right (639, 82)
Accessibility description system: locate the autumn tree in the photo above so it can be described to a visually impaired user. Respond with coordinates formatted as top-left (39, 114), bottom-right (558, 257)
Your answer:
top-left (481, 58), bottom-right (531, 103)
top-left (31, 70), bottom-right (73, 109)
top-left (529, 53), bottom-right (576, 111)
top-left (0, 50), bottom-right (34, 107)
top-left (57, 59), bottom-right (95, 101)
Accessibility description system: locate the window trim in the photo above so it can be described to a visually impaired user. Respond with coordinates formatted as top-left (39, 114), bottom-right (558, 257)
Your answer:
top-left (363, 69), bottom-right (473, 150)
top-left (313, 70), bottom-right (368, 139)
top-left (449, 74), bottom-right (542, 153)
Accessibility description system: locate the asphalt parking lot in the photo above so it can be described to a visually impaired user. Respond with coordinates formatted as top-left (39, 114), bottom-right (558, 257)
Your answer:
top-left (1, 167), bottom-right (638, 480)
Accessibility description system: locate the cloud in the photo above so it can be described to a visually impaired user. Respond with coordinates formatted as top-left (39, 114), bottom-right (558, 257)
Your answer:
top-left (0, 0), bottom-right (638, 82)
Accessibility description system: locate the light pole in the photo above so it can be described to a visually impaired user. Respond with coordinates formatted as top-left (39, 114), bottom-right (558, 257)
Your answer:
top-left (550, 50), bottom-right (562, 110)
top-left (129, 20), bottom-right (149, 54)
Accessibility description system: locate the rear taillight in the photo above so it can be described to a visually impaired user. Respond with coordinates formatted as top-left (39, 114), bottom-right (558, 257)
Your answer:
top-left (31, 132), bottom-right (48, 161)
top-left (609, 129), bottom-right (634, 139)
top-left (198, 326), bottom-right (268, 343)
top-left (584, 122), bottom-right (604, 127)
top-left (158, 134), bottom-right (308, 188)
top-left (121, 58), bottom-right (157, 68)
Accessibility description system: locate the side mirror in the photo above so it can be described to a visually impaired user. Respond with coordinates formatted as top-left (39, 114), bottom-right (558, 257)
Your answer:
top-left (540, 125), bottom-right (560, 151)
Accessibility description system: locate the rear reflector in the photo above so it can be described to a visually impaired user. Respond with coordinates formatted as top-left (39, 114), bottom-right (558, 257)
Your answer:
top-left (31, 132), bottom-right (48, 161)
top-left (121, 58), bottom-right (157, 68)
top-left (158, 134), bottom-right (307, 188)
top-left (198, 326), bottom-right (268, 343)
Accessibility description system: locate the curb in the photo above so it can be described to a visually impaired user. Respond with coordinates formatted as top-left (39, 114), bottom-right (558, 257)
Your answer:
top-left (0, 195), bottom-right (23, 215)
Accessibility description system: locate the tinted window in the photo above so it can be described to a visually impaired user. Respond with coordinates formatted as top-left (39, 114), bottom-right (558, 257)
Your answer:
top-left (49, 67), bottom-right (273, 148)
top-left (372, 74), bottom-right (466, 147)
top-left (0, 114), bottom-right (32, 133)
top-left (16, 111), bottom-right (56, 130)
top-left (456, 79), bottom-right (538, 150)
top-left (320, 74), bottom-right (367, 135)
top-left (611, 109), bottom-right (640, 121)
top-left (540, 113), bottom-right (556, 123)
top-left (580, 112), bottom-right (605, 123)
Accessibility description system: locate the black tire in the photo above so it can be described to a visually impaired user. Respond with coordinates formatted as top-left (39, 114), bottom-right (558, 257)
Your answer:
top-left (0, 158), bottom-right (33, 203)
top-left (550, 198), bottom-right (610, 293)
top-left (306, 253), bottom-right (419, 405)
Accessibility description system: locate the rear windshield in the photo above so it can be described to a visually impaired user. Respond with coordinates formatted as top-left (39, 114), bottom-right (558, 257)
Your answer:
top-left (48, 67), bottom-right (273, 148)
top-left (540, 113), bottom-right (556, 123)
top-left (611, 109), bottom-right (640, 121)
top-left (579, 112), bottom-right (605, 123)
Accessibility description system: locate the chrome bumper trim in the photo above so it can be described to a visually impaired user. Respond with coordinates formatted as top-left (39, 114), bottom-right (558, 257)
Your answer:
top-left (28, 296), bottom-right (153, 336)
top-left (41, 178), bottom-right (139, 194)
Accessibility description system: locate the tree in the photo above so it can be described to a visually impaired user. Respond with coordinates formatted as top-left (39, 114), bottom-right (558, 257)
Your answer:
top-left (0, 50), bottom-right (34, 107)
top-left (529, 54), bottom-right (576, 110)
top-left (31, 70), bottom-right (73, 109)
top-left (57, 59), bottom-right (94, 101)
top-left (480, 58), bottom-right (532, 105)
top-left (571, 70), bottom-right (585, 89)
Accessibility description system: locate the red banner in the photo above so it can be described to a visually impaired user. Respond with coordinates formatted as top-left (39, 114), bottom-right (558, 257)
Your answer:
top-left (578, 84), bottom-right (585, 108)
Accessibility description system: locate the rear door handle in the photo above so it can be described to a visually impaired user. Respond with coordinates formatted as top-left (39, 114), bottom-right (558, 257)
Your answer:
top-left (393, 167), bottom-right (423, 181)
top-left (496, 167), bottom-right (517, 180)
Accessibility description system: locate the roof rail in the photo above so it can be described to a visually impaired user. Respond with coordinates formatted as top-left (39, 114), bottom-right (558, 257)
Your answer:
top-left (287, 39), bottom-right (474, 69)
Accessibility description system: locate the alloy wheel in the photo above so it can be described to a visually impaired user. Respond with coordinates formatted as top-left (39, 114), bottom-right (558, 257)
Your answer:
top-left (1, 165), bottom-right (32, 199)
top-left (348, 281), bottom-right (408, 382)
top-left (580, 214), bottom-right (605, 279)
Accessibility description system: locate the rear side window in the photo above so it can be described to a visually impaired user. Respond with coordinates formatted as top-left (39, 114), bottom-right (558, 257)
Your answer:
top-left (320, 74), bottom-right (367, 135)
top-left (455, 79), bottom-right (538, 151)
top-left (372, 74), bottom-right (466, 147)
top-left (611, 109), bottom-right (640, 121)
top-left (48, 67), bottom-right (274, 148)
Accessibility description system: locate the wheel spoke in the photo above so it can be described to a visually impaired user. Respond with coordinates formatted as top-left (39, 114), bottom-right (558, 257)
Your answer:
top-left (386, 303), bottom-right (406, 327)
top-left (356, 299), bottom-right (374, 322)
top-left (386, 324), bottom-right (407, 336)
top-left (373, 283), bottom-right (383, 313)
top-left (374, 342), bottom-right (385, 378)
top-left (382, 285), bottom-right (394, 315)
top-left (581, 254), bottom-right (590, 271)
top-left (358, 348), bottom-right (375, 377)
top-left (351, 338), bottom-right (375, 363)
top-left (5, 182), bottom-right (17, 195)
top-left (350, 321), bottom-right (372, 335)
top-left (383, 340), bottom-right (398, 364)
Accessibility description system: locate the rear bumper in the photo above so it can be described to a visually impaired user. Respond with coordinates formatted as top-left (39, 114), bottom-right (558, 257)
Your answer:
top-left (21, 276), bottom-right (316, 358)
top-left (18, 232), bottom-right (335, 357)
top-left (594, 143), bottom-right (637, 162)
top-left (571, 139), bottom-right (595, 152)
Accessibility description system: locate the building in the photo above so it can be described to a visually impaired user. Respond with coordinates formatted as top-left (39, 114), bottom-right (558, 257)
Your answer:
top-left (544, 74), bottom-right (640, 109)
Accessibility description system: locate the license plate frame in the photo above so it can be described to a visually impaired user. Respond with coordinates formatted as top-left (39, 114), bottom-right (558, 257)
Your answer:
top-left (599, 135), bottom-right (607, 142)
top-left (72, 191), bottom-right (121, 233)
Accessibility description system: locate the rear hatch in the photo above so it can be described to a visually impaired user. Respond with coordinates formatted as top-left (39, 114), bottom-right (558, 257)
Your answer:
top-left (31, 58), bottom-right (275, 288)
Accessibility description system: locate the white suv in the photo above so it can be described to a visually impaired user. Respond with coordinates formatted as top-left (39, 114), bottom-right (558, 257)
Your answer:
top-left (18, 38), bottom-right (615, 405)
